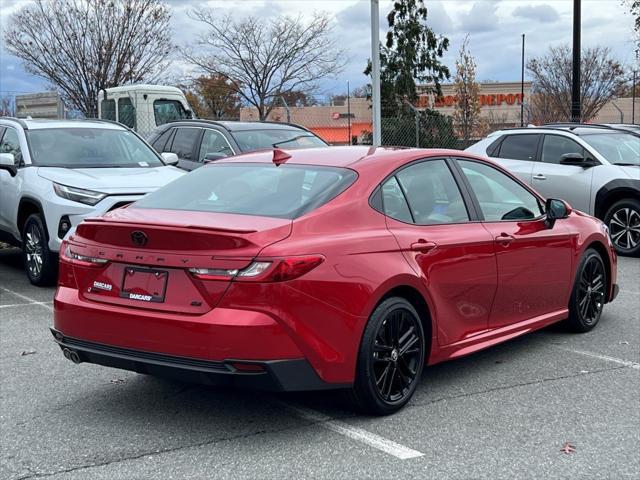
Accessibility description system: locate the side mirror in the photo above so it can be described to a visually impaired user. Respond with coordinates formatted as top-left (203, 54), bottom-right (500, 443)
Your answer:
top-left (0, 153), bottom-right (17, 176)
top-left (161, 152), bottom-right (179, 166)
top-left (204, 152), bottom-right (227, 162)
top-left (545, 198), bottom-right (571, 228)
top-left (560, 153), bottom-right (594, 167)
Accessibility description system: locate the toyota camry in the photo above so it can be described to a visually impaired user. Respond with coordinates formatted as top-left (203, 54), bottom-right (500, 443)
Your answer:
top-left (52, 146), bottom-right (618, 415)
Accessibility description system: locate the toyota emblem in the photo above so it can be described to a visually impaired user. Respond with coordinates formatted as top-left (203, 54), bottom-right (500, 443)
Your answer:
top-left (130, 230), bottom-right (148, 247)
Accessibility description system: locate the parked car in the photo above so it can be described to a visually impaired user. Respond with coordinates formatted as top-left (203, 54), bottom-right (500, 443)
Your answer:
top-left (147, 120), bottom-right (328, 171)
top-left (466, 124), bottom-right (640, 256)
top-left (0, 117), bottom-right (185, 285)
top-left (52, 146), bottom-right (617, 415)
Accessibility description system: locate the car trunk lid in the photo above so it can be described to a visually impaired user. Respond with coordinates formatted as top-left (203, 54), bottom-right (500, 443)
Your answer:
top-left (67, 208), bottom-right (292, 313)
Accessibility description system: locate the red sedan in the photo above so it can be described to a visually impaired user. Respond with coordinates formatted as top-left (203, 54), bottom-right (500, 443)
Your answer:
top-left (52, 147), bottom-right (618, 415)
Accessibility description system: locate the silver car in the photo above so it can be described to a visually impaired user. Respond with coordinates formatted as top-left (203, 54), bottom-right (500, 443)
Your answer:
top-left (466, 125), bottom-right (640, 256)
top-left (0, 118), bottom-right (185, 285)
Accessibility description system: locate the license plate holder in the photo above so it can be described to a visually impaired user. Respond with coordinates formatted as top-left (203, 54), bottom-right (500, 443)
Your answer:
top-left (120, 267), bottom-right (168, 303)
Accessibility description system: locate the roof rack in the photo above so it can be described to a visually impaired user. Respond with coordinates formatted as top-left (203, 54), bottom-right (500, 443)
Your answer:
top-left (165, 118), bottom-right (313, 132)
top-left (0, 116), bottom-right (29, 129)
top-left (81, 117), bottom-right (129, 129)
top-left (542, 123), bottom-right (615, 131)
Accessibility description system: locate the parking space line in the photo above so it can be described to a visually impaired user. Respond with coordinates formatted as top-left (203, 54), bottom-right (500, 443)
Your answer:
top-left (560, 347), bottom-right (640, 370)
top-left (0, 287), bottom-right (54, 311)
top-left (286, 405), bottom-right (424, 460)
top-left (0, 302), bottom-right (53, 309)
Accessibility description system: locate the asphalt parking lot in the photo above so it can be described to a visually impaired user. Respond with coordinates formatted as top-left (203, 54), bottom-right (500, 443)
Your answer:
top-left (1, 247), bottom-right (638, 480)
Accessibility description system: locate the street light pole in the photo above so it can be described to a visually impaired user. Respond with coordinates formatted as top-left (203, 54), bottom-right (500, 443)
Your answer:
top-left (520, 34), bottom-right (525, 127)
top-left (347, 80), bottom-right (352, 144)
top-left (370, 0), bottom-right (382, 146)
top-left (571, 0), bottom-right (581, 122)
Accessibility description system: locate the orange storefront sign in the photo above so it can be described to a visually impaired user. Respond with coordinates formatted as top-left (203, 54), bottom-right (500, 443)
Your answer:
top-left (417, 93), bottom-right (524, 109)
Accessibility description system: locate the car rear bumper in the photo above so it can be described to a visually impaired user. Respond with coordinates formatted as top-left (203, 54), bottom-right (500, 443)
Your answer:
top-left (50, 328), bottom-right (345, 392)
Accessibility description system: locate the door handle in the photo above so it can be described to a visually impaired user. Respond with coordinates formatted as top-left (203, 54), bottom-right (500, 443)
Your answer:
top-left (410, 240), bottom-right (437, 253)
top-left (495, 232), bottom-right (515, 246)
top-left (533, 173), bottom-right (547, 180)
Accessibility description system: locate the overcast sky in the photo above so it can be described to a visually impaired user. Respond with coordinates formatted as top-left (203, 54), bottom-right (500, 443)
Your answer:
top-left (0, 0), bottom-right (636, 100)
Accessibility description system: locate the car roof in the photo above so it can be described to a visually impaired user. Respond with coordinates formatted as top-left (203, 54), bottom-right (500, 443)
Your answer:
top-left (0, 117), bottom-right (126, 131)
top-left (493, 124), bottom-right (632, 137)
top-left (163, 119), bottom-right (311, 132)
top-left (217, 146), bottom-right (480, 170)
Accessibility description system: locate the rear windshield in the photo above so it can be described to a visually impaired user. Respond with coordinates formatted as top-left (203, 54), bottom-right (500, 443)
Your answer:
top-left (26, 128), bottom-right (164, 168)
top-left (231, 129), bottom-right (327, 152)
top-left (132, 163), bottom-right (357, 219)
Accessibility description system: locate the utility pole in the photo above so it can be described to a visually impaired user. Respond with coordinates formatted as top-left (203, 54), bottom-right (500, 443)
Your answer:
top-left (520, 34), bottom-right (525, 127)
top-left (571, 0), bottom-right (581, 122)
top-left (633, 70), bottom-right (637, 125)
top-left (370, 0), bottom-right (381, 146)
top-left (347, 80), bottom-right (352, 144)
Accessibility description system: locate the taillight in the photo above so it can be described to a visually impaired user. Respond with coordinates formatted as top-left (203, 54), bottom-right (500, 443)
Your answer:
top-left (189, 255), bottom-right (324, 283)
top-left (60, 243), bottom-right (108, 267)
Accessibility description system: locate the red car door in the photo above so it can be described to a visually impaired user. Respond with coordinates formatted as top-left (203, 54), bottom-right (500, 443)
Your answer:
top-left (455, 159), bottom-right (574, 328)
top-left (379, 159), bottom-right (498, 346)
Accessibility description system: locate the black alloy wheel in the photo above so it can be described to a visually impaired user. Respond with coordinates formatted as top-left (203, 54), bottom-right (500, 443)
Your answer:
top-left (604, 199), bottom-right (640, 257)
top-left (566, 248), bottom-right (606, 332)
top-left (352, 297), bottom-right (425, 415)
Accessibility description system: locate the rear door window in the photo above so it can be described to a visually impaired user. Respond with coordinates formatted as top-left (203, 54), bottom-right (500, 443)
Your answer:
top-left (541, 135), bottom-right (585, 164)
top-left (496, 134), bottom-right (540, 161)
top-left (395, 160), bottom-right (469, 224)
top-left (169, 128), bottom-right (200, 160)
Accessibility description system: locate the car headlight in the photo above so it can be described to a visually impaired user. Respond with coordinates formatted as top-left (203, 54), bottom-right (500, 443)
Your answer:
top-left (53, 183), bottom-right (107, 206)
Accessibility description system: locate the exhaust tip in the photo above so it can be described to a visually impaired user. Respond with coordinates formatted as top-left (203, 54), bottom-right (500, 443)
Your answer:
top-left (62, 348), bottom-right (71, 360)
top-left (69, 350), bottom-right (82, 364)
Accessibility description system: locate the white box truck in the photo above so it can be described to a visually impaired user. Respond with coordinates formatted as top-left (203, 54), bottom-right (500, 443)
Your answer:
top-left (98, 84), bottom-right (194, 137)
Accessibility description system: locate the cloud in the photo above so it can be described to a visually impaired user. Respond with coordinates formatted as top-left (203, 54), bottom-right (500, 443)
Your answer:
top-left (457, 1), bottom-right (500, 34)
top-left (512, 4), bottom-right (560, 23)
top-left (0, 0), bottom-right (635, 99)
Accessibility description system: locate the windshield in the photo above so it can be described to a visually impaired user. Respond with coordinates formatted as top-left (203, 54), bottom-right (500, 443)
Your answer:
top-left (231, 129), bottom-right (327, 152)
top-left (132, 163), bottom-right (356, 219)
top-left (581, 132), bottom-right (640, 166)
top-left (26, 128), bottom-right (164, 168)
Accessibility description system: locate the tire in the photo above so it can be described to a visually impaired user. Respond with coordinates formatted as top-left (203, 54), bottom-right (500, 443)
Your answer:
top-left (604, 198), bottom-right (640, 257)
top-left (565, 248), bottom-right (606, 333)
top-left (22, 214), bottom-right (57, 286)
top-left (351, 297), bottom-right (426, 415)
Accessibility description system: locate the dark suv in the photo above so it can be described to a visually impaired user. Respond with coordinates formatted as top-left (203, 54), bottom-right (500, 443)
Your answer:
top-left (147, 120), bottom-right (328, 171)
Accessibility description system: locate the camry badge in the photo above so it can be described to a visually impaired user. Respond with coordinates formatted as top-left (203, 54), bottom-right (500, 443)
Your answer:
top-left (130, 230), bottom-right (148, 247)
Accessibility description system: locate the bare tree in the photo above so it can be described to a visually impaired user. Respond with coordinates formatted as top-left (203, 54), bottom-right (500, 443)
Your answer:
top-left (527, 45), bottom-right (627, 122)
top-left (185, 11), bottom-right (345, 120)
top-left (4, 0), bottom-right (174, 116)
top-left (452, 37), bottom-right (484, 142)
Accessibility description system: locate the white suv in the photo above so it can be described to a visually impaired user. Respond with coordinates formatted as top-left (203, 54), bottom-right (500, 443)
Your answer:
top-left (466, 125), bottom-right (640, 256)
top-left (0, 118), bottom-right (184, 285)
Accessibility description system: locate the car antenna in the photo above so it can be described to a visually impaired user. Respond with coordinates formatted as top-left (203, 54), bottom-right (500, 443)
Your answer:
top-left (272, 148), bottom-right (291, 166)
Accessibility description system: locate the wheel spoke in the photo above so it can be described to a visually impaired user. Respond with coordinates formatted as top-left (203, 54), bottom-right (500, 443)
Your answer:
top-left (384, 366), bottom-right (397, 399)
top-left (376, 363), bottom-right (391, 387)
